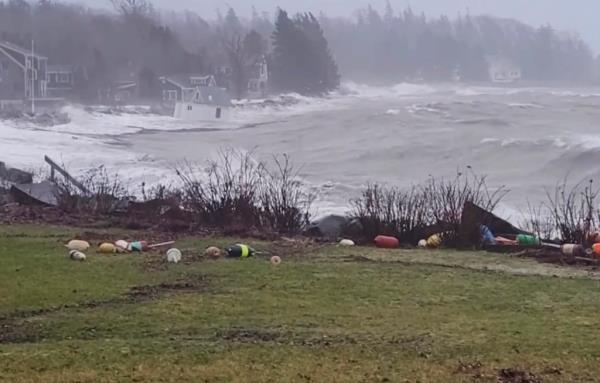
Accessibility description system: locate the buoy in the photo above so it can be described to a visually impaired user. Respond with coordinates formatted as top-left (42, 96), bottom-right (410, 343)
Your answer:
top-left (204, 246), bottom-right (222, 259)
top-left (339, 239), bottom-right (355, 246)
top-left (128, 241), bottom-right (148, 252)
top-left (426, 234), bottom-right (442, 248)
top-left (69, 250), bottom-right (86, 261)
top-left (166, 248), bottom-right (182, 264)
top-left (561, 244), bottom-right (584, 257)
top-left (374, 235), bottom-right (400, 249)
top-left (99, 243), bottom-right (117, 254)
top-left (516, 234), bottom-right (540, 246)
top-left (418, 239), bottom-right (427, 248)
top-left (270, 255), bottom-right (282, 265)
top-left (115, 240), bottom-right (129, 251)
top-left (66, 240), bottom-right (90, 251)
top-left (592, 243), bottom-right (600, 257)
top-left (226, 244), bottom-right (255, 258)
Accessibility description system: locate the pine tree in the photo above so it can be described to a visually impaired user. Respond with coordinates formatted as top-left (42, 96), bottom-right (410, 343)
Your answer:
top-left (271, 9), bottom-right (339, 94)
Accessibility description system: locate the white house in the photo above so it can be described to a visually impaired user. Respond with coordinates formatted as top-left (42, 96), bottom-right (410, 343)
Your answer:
top-left (173, 85), bottom-right (232, 121)
top-left (488, 57), bottom-right (522, 84)
top-left (247, 56), bottom-right (268, 98)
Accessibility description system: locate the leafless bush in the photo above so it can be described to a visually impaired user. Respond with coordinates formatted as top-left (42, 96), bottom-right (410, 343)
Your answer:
top-left (351, 169), bottom-right (508, 246)
top-left (56, 166), bottom-right (129, 215)
top-left (519, 201), bottom-right (555, 241)
top-left (545, 179), bottom-right (598, 244)
top-left (350, 183), bottom-right (430, 242)
top-left (259, 155), bottom-right (314, 234)
top-left (176, 149), bottom-right (312, 234)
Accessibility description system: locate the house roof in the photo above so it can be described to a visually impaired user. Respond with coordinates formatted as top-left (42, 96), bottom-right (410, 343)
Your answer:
top-left (161, 74), bottom-right (215, 89)
top-left (0, 41), bottom-right (47, 59)
top-left (187, 86), bottom-right (232, 107)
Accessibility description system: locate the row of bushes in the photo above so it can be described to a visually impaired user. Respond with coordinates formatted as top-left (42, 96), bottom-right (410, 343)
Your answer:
top-left (53, 151), bottom-right (600, 244)
top-left (55, 149), bottom-right (314, 235)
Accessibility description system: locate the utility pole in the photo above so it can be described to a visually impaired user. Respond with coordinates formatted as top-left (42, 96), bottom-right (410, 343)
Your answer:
top-left (31, 39), bottom-right (35, 115)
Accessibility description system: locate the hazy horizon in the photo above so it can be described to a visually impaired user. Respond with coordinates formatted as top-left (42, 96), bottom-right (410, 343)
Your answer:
top-left (68, 0), bottom-right (600, 53)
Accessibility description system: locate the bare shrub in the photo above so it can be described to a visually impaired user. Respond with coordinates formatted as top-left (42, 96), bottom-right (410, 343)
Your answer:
top-left (56, 166), bottom-right (129, 215)
top-left (545, 179), bottom-right (598, 244)
top-left (519, 202), bottom-right (555, 241)
top-left (177, 149), bottom-right (312, 234)
top-left (351, 169), bottom-right (508, 246)
top-left (350, 183), bottom-right (429, 242)
top-left (259, 155), bottom-right (314, 234)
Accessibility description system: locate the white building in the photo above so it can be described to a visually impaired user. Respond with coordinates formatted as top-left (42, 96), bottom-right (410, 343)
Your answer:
top-left (173, 85), bottom-right (232, 121)
top-left (488, 58), bottom-right (522, 84)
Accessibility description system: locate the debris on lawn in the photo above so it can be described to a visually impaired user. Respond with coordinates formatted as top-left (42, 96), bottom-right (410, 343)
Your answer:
top-left (339, 239), bottom-right (355, 246)
top-left (115, 240), bottom-right (129, 251)
top-left (66, 239), bottom-right (91, 251)
top-left (98, 243), bottom-right (118, 254)
top-left (128, 240), bottom-right (148, 252)
top-left (166, 248), bottom-right (182, 263)
top-left (374, 235), bottom-right (400, 249)
top-left (69, 250), bottom-right (86, 261)
top-left (226, 244), bottom-right (255, 258)
top-left (204, 246), bottom-right (223, 259)
top-left (270, 255), bottom-right (282, 265)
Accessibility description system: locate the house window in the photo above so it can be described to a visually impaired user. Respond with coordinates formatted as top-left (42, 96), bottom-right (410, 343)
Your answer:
top-left (190, 78), bottom-right (207, 86)
top-left (162, 90), bottom-right (177, 101)
top-left (187, 105), bottom-right (192, 111)
top-left (216, 107), bottom-right (221, 119)
top-left (58, 73), bottom-right (70, 84)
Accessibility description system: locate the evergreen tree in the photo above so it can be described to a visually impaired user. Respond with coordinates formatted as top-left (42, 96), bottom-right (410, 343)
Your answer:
top-left (271, 10), bottom-right (339, 94)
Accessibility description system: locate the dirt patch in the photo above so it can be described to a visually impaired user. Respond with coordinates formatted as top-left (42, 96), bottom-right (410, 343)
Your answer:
top-left (216, 328), bottom-right (433, 353)
top-left (498, 368), bottom-right (543, 383)
top-left (0, 275), bottom-right (210, 344)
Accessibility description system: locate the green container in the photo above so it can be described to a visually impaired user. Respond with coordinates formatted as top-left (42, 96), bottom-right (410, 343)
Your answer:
top-left (516, 234), bottom-right (540, 246)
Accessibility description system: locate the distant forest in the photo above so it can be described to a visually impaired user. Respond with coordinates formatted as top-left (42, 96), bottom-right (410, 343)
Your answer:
top-left (0, 0), bottom-right (597, 98)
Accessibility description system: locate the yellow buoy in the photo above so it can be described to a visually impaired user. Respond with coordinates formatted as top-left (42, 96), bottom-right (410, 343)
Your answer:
top-left (99, 243), bottom-right (117, 254)
top-left (426, 234), bottom-right (442, 248)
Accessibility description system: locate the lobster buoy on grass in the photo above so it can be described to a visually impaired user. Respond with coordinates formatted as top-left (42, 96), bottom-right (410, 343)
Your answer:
top-left (99, 243), bottom-right (117, 254)
top-left (592, 243), bottom-right (600, 258)
top-left (204, 247), bottom-right (222, 259)
top-left (561, 244), bottom-right (585, 258)
top-left (426, 234), bottom-right (443, 248)
top-left (226, 244), bottom-right (255, 258)
top-left (270, 256), bottom-right (282, 265)
top-left (516, 235), bottom-right (541, 246)
top-left (69, 250), bottom-right (86, 261)
top-left (418, 239), bottom-right (427, 248)
top-left (128, 241), bottom-right (148, 252)
top-left (374, 235), bottom-right (400, 249)
top-left (66, 240), bottom-right (90, 252)
top-left (166, 248), bottom-right (182, 264)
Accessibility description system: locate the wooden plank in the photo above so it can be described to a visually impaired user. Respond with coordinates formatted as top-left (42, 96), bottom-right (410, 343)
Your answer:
top-left (44, 155), bottom-right (89, 194)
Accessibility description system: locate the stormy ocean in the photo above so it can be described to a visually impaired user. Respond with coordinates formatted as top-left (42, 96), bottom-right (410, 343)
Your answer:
top-left (4, 82), bottom-right (600, 219)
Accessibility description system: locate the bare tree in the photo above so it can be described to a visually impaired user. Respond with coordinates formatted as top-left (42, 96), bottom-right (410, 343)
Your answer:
top-left (110, 0), bottom-right (153, 17)
top-left (222, 33), bottom-right (247, 100)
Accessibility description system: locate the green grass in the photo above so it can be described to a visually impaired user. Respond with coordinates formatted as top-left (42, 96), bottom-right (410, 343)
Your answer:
top-left (2, 224), bottom-right (600, 382)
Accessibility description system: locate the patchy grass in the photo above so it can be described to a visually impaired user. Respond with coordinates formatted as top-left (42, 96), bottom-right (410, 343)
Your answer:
top-left (2, 224), bottom-right (600, 382)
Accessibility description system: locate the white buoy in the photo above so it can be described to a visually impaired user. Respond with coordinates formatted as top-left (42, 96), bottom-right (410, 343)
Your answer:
top-left (270, 255), bottom-right (282, 265)
top-left (418, 239), bottom-right (427, 248)
top-left (166, 248), bottom-right (182, 264)
top-left (339, 239), bottom-right (355, 246)
top-left (69, 250), bottom-right (86, 261)
top-left (115, 240), bottom-right (129, 251)
top-left (66, 240), bottom-right (90, 251)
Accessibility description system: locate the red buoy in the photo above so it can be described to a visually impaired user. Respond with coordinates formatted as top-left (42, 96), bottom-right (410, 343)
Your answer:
top-left (374, 235), bottom-right (400, 249)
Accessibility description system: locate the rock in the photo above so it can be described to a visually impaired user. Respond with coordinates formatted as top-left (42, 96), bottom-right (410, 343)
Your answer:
top-left (0, 162), bottom-right (33, 184)
top-left (306, 215), bottom-right (363, 239)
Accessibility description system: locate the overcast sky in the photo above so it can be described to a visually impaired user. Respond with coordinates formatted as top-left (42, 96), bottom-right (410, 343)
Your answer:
top-left (73, 0), bottom-right (600, 52)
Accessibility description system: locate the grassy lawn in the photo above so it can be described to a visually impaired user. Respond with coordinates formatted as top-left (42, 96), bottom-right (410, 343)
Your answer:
top-left (2, 224), bottom-right (600, 382)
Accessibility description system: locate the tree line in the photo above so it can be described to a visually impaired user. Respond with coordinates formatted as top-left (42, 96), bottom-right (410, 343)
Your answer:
top-left (0, 0), bottom-right (596, 103)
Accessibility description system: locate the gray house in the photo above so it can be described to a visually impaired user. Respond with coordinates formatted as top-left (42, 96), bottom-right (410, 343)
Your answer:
top-left (158, 74), bottom-right (217, 103)
top-left (0, 41), bottom-right (48, 109)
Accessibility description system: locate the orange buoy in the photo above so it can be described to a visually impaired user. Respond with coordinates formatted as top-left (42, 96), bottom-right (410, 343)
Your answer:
top-left (374, 235), bottom-right (400, 249)
top-left (592, 243), bottom-right (600, 257)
